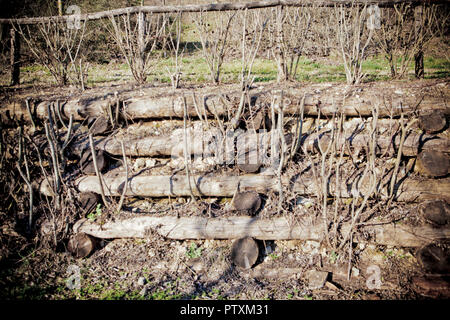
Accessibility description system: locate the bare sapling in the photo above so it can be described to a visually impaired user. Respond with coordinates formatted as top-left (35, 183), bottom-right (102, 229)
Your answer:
top-left (266, 6), bottom-right (312, 82)
top-left (334, 3), bottom-right (374, 85)
top-left (239, 8), bottom-right (267, 89)
top-left (14, 18), bottom-right (87, 88)
top-left (165, 11), bottom-right (184, 89)
top-left (107, 11), bottom-right (167, 84)
top-left (193, 10), bottom-right (236, 84)
top-left (373, 4), bottom-right (444, 79)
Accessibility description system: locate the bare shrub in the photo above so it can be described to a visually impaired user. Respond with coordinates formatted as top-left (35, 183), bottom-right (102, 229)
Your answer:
top-left (193, 10), bottom-right (236, 84)
top-left (15, 19), bottom-right (87, 87)
top-left (238, 9), bottom-right (268, 89)
top-left (334, 3), bottom-right (374, 85)
top-left (106, 11), bottom-right (167, 84)
top-left (266, 6), bottom-right (313, 82)
top-left (374, 4), bottom-right (447, 79)
top-left (165, 12), bottom-right (184, 89)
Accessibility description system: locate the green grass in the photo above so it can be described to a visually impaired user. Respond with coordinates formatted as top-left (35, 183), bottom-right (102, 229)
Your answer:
top-left (186, 242), bottom-right (202, 259)
top-left (3, 51), bottom-right (448, 87)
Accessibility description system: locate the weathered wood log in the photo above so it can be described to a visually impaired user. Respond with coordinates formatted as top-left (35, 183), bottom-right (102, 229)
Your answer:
top-left (412, 275), bottom-right (450, 298)
top-left (232, 191), bottom-right (262, 214)
top-left (75, 173), bottom-right (450, 202)
top-left (313, 131), bottom-right (449, 157)
top-left (81, 124), bottom-right (449, 158)
top-left (67, 232), bottom-right (96, 258)
top-left (419, 200), bottom-right (450, 227)
top-left (2, 1), bottom-right (439, 25)
top-left (121, 83), bottom-right (450, 119)
top-left (79, 192), bottom-right (100, 215)
top-left (416, 243), bottom-right (450, 273)
top-left (73, 215), bottom-right (450, 246)
top-left (231, 237), bottom-right (259, 269)
top-left (5, 80), bottom-right (449, 122)
top-left (80, 148), bottom-right (106, 175)
top-left (419, 110), bottom-right (447, 133)
top-left (415, 150), bottom-right (449, 177)
top-left (88, 116), bottom-right (111, 136)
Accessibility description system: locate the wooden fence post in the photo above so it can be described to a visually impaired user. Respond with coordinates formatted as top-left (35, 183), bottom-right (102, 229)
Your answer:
top-left (414, 4), bottom-right (424, 79)
top-left (10, 27), bottom-right (20, 86)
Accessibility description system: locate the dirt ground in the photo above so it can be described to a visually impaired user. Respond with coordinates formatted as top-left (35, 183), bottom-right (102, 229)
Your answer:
top-left (0, 78), bottom-right (449, 301)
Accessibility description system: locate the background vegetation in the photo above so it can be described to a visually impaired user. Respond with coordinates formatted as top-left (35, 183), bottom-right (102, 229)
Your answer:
top-left (0, 0), bottom-right (448, 88)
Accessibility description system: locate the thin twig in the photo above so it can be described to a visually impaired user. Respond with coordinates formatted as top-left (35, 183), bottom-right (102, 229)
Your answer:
top-left (387, 115), bottom-right (418, 205)
top-left (88, 133), bottom-right (108, 207)
top-left (44, 122), bottom-right (60, 194)
top-left (183, 96), bottom-right (196, 202)
top-left (61, 114), bottom-right (74, 151)
top-left (117, 140), bottom-right (128, 214)
top-left (16, 163), bottom-right (33, 229)
top-left (25, 98), bottom-right (36, 131)
top-left (55, 100), bottom-right (68, 129)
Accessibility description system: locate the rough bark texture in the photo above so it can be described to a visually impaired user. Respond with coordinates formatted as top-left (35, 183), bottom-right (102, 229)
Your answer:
top-left (3, 80), bottom-right (448, 122)
top-left (89, 128), bottom-right (449, 158)
top-left (73, 215), bottom-right (450, 246)
top-left (75, 173), bottom-right (450, 202)
top-left (1, 1), bottom-right (441, 24)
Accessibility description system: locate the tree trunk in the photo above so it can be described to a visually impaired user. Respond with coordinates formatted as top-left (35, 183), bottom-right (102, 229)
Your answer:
top-left (88, 129), bottom-right (449, 158)
top-left (73, 215), bottom-right (450, 247)
top-left (74, 173), bottom-right (450, 202)
top-left (4, 80), bottom-right (449, 122)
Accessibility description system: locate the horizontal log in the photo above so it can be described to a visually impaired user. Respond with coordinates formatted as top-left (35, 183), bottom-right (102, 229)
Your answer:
top-left (75, 173), bottom-right (450, 202)
top-left (122, 82), bottom-right (450, 119)
top-left (74, 215), bottom-right (450, 246)
top-left (4, 80), bottom-right (449, 122)
top-left (1, 1), bottom-right (442, 25)
top-left (89, 126), bottom-right (449, 158)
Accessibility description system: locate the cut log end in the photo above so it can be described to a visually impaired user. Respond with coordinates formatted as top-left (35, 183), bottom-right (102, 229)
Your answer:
top-left (231, 237), bottom-right (259, 269)
top-left (416, 150), bottom-right (449, 178)
top-left (412, 275), bottom-right (450, 298)
top-left (233, 191), bottom-right (262, 214)
top-left (419, 110), bottom-right (447, 133)
top-left (80, 148), bottom-right (105, 175)
top-left (420, 200), bottom-right (450, 227)
top-left (79, 192), bottom-right (100, 214)
top-left (39, 178), bottom-right (55, 197)
top-left (416, 242), bottom-right (450, 274)
top-left (237, 163), bottom-right (261, 173)
top-left (67, 233), bottom-right (96, 258)
top-left (88, 116), bottom-right (111, 136)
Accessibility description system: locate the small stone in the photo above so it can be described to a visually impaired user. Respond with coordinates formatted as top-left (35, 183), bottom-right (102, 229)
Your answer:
top-left (305, 270), bottom-right (329, 290)
top-left (134, 158), bottom-right (146, 170)
top-left (145, 159), bottom-right (156, 168)
top-left (351, 267), bottom-right (360, 277)
top-left (139, 287), bottom-right (148, 297)
top-left (137, 276), bottom-right (146, 286)
top-left (302, 241), bottom-right (320, 255)
top-left (190, 258), bottom-right (204, 273)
